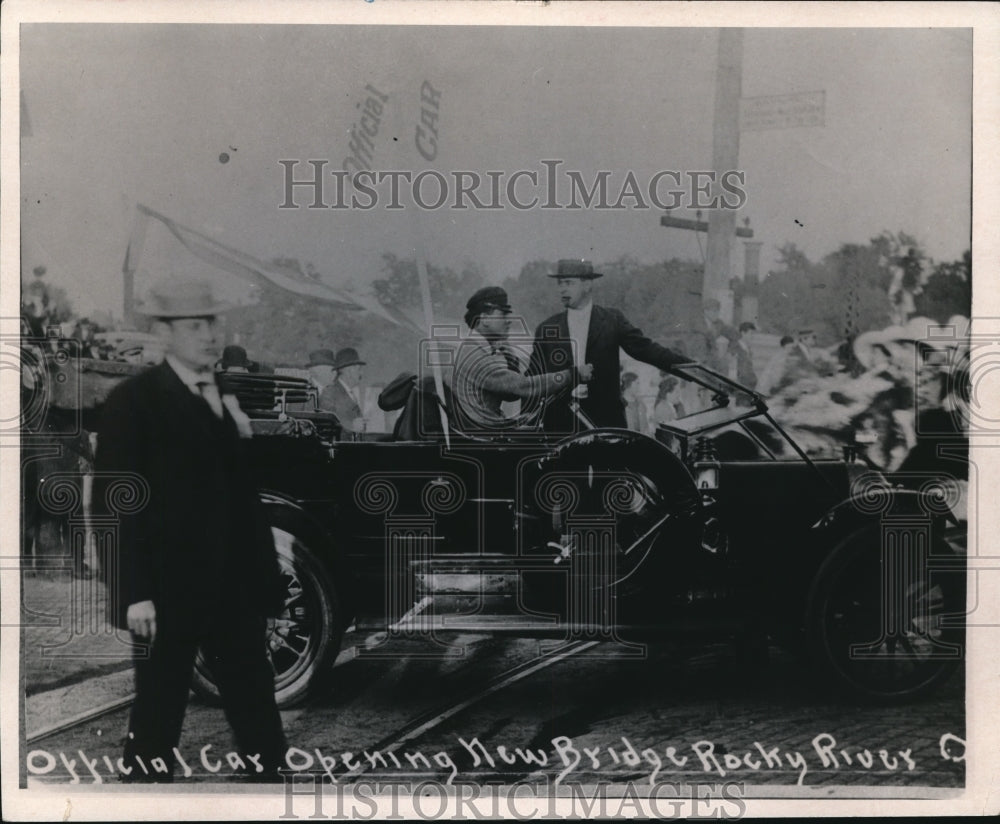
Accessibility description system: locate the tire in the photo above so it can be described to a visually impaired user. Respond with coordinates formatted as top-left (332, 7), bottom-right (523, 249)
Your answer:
top-left (805, 525), bottom-right (965, 703)
top-left (191, 514), bottom-right (344, 708)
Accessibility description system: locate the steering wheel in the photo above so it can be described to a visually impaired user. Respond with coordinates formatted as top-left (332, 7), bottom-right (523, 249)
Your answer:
top-left (507, 377), bottom-right (589, 432)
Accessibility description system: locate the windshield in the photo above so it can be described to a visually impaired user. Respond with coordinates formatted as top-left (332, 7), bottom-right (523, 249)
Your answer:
top-left (658, 363), bottom-right (763, 436)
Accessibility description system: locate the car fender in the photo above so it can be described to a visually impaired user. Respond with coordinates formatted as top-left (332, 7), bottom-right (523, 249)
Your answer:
top-left (809, 484), bottom-right (958, 546)
top-left (259, 489), bottom-right (344, 566)
top-left (543, 429), bottom-right (699, 504)
top-left (259, 489), bottom-right (355, 621)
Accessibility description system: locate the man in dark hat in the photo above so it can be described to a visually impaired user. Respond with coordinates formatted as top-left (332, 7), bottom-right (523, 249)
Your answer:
top-left (322, 347), bottom-right (367, 434)
top-left (304, 348), bottom-right (337, 393)
top-left (94, 277), bottom-right (286, 782)
top-left (219, 344), bottom-right (251, 373)
top-left (454, 286), bottom-right (592, 430)
top-left (528, 259), bottom-right (690, 431)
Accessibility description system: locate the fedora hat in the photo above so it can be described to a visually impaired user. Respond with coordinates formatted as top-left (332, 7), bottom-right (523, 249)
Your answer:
top-left (547, 259), bottom-right (603, 279)
top-left (136, 278), bottom-right (231, 318)
top-left (305, 348), bottom-right (338, 368)
top-left (333, 347), bottom-right (366, 370)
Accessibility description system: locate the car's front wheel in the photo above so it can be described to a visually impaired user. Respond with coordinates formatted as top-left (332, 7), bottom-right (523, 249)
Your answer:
top-left (191, 516), bottom-right (344, 708)
top-left (805, 525), bottom-right (965, 703)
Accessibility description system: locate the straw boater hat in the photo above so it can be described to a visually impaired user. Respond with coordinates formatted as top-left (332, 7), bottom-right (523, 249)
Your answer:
top-left (852, 325), bottom-right (908, 370)
top-left (853, 315), bottom-right (970, 370)
top-left (136, 278), bottom-right (231, 318)
top-left (547, 259), bottom-right (604, 279)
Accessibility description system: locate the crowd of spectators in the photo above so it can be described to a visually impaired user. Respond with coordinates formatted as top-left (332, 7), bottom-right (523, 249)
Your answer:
top-left (21, 269), bottom-right (971, 572)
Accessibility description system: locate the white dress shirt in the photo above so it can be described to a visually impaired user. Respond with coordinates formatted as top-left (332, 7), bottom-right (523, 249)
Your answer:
top-left (338, 378), bottom-right (361, 409)
top-left (166, 355), bottom-right (224, 416)
top-left (165, 355), bottom-right (253, 436)
top-left (566, 300), bottom-right (593, 366)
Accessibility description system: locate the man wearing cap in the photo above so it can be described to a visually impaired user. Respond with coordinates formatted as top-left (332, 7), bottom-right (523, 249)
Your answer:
top-left (454, 286), bottom-right (592, 431)
top-left (528, 259), bottom-right (690, 431)
top-left (94, 278), bottom-right (286, 782)
top-left (321, 347), bottom-right (367, 434)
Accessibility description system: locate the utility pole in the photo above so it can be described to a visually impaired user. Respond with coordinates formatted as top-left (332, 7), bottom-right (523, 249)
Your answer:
top-left (704, 28), bottom-right (743, 323)
top-left (740, 239), bottom-right (763, 325)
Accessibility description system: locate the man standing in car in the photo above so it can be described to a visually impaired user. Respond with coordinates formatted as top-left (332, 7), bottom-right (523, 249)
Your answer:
top-left (95, 278), bottom-right (286, 782)
top-left (528, 259), bottom-right (690, 432)
top-left (321, 347), bottom-right (367, 435)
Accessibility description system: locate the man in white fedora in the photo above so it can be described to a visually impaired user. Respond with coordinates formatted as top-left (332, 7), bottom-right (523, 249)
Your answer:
top-left (94, 278), bottom-right (286, 782)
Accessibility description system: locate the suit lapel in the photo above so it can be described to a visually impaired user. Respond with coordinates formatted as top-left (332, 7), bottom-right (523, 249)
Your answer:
top-left (585, 305), bottom-right (606, 362)
top-left (154, 361), bottom-right (220, 438)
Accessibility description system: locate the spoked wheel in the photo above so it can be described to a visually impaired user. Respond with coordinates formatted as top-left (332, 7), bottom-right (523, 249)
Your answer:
top-left (806, 525), bottom-right (965, 703)
top-left (192, 518), bottom-right (343, 708)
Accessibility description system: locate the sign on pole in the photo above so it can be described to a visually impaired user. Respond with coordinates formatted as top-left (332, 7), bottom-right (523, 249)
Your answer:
top-left (739, 90), bottom-right (825, 132)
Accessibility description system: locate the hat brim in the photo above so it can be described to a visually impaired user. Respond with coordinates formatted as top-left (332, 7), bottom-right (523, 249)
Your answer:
top-left (547, 273), bottom-right (603, 279)
top-left (136, 302), bottom-right (232, 318)
top-left (335, 359), bottom-right (366, 369)
top-left (306, 360), bottom-right (338, 368)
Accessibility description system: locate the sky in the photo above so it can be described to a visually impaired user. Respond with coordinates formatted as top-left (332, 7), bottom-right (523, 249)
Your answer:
top-left (19, 24), bottom-right (972, 321)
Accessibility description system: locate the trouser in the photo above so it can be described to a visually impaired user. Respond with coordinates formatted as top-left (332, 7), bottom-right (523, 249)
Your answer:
top-left (122, 608), bottom-right (285, 782)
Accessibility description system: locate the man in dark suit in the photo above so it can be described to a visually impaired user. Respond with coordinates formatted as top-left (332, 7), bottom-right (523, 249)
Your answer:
top-left (321, 347), bottom-right (366, 435)
top-left (95, 278), bottom-right (286, 782)
top-left (529, 259), bottom-right (691, 432)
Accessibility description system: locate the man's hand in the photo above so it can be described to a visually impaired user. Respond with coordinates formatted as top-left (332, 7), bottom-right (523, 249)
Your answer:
top-left (127, 600), bottom-right (157, 643)
top-left (577, 363), bottom-right (594, 382)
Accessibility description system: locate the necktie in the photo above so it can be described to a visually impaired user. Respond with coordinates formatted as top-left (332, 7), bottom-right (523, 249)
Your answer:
top-left (196, 378), bottom-right (224, 419)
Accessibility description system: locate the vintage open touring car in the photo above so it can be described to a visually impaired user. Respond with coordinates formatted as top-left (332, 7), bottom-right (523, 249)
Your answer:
top-left (38, 349), bottom-right (967, 709)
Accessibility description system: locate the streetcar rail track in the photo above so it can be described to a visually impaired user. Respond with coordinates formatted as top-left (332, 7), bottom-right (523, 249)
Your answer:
top-left (25, 637), bottom-right (599, 749)
top-left (335, 638), bottom-right (600, 781)
top-left (26, 693), bottom-right (136, 744)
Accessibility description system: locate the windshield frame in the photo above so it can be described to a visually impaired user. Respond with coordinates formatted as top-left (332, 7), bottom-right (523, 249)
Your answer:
top-left (663, 363), bottom-right (844, 496)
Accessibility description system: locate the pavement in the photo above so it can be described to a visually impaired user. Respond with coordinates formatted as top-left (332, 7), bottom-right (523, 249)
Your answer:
top-left (20, 571), bottom-right (135, 737)
top-left (18, 572), bottom-right (965, 792)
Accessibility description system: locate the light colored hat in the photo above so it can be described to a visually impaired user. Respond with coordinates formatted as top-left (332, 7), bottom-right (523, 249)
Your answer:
top-left (853, 325), bottom-right (906, 370)
top-left (136, 278), bottom-right (231, 318)
top-left (892, 316), bottom-right (941, 345)
top-left (548, 259), bottom-right (603, 279)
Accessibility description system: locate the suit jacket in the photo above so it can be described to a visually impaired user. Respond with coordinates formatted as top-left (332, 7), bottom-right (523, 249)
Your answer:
top-left (529, 304), bottom-right (689, 431)
top-left (320, 380), bottom-right (362, 431)
top-left (94, 361), bottom-right (283, 629)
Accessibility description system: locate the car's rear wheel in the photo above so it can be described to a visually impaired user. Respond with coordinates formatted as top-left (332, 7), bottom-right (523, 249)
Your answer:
top-left (805, 525), bottom-right (964, 703)
top-left (191, 516), bottom-right (343, 708)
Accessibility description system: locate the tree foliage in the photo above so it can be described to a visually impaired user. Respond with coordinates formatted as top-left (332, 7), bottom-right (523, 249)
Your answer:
top-left (372, 254), bottom-right (483, 323)
top-left (225, 255), bottom-right (485, 383)
top-left (501, 256), bottom-right (705, 353)
top-left (915, 250), bottom-right (971, 323)
top-left (759, 233), bottom-right (970, 343)
top-left (214, 236), bottom-right (974, 382)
